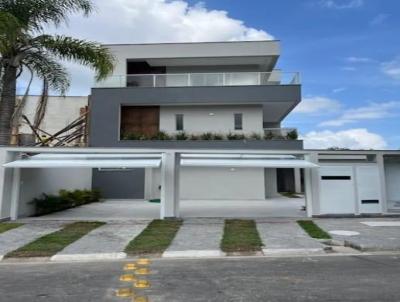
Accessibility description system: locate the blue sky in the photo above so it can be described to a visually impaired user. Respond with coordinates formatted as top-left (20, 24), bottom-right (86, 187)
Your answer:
top-left (18, 0), bottom-right (400, 149)
top-left (189, 0), bottom-right (400, 149)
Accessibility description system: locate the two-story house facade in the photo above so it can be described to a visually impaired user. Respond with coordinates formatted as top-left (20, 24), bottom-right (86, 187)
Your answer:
top-left (88, 40), bottom-right (303, 200)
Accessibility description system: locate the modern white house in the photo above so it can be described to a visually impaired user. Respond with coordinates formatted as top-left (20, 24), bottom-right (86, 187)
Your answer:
top-left (0, 40), bottom-right (399, 220)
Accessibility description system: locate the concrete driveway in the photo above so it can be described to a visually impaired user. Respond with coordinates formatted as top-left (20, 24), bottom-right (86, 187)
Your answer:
top-left (23, 196), bottom-right (306, 221)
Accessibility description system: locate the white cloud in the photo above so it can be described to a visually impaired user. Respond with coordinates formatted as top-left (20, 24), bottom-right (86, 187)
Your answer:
top-left (292, 96), bottom-right (342, 114)
top-left (370, 13), bottom-right (389, 26)
top-left (302, 128), bottom-right (387, 150)
top-left (320, 0), bottom-right (364, 9)
top-left (381, 57), bottom-right (400, 80)
top-left (319, 101), bottom-right (400, 127)
top-left (21, 0), bottom-right (273, 95)
top-left (345, 56), bottom-right (372, 63)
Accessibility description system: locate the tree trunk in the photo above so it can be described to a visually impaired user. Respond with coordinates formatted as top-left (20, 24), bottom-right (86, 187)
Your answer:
top-left (0, 64), bottom-right (17, 145)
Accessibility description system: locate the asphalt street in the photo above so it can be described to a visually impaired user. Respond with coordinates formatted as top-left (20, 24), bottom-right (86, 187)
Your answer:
top-left (1, 255), bottom-right (400, 301)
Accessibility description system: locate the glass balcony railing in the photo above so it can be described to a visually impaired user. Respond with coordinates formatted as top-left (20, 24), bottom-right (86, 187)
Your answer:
top-left (95, 71), bottom-right (300, 88)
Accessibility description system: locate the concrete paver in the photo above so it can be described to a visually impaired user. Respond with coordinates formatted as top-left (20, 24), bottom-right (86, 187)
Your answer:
top-left (256, 219), bottom-right (325, 254)
top-left (51, 221), bottom-right (150, 261)
top-left (163, 218), bottom-right (225, 257)
top-left (316, 218), bottom-right (400, 251)
top-left (0, 222), bottom-right (63, 259)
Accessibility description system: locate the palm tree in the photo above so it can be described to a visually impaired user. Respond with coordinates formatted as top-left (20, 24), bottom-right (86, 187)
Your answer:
top-left (0, 0), bottom-right (114, 145)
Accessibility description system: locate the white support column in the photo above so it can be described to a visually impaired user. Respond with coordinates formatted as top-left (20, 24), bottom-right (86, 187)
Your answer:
top-left (160, 152), bottom-right (180, 219)
top-left (377, 153), bottom-right (388, 214)
top-left (10, 168), bottom-right (21, 221)
top-left (294, 168), bottom-right (302, 193)
top-left (304, 153), bottom-right (319, 217)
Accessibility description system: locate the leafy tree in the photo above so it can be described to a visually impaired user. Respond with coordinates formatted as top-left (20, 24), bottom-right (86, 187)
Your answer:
top-left (0, 0), bottom-right (114, 145)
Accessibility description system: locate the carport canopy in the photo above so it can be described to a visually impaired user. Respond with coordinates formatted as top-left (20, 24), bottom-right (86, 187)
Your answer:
top-left (3, 153), bottom-right (162, 168)
top-left (180, 153), bottom-right (319, 168)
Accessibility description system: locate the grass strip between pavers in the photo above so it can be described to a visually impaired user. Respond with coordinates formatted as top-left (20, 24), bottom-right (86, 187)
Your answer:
top-left (221, 219), bottom-right (263, 253)
top-left (6, 221), bottom-right (105, 258)
top-left (0, 223), bottom-right (23, 234)
top-left (297, 220), bottom-right (331, 239)
top-left (124, 219), bottom-right (182, 255)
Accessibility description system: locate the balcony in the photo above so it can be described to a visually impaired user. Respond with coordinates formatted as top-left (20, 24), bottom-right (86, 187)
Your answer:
top-left (264, 128), bottom-right (298, 139)
top-left (95, 71), bottom-right (300, 88)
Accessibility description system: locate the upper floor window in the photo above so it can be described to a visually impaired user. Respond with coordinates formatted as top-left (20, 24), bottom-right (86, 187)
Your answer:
top-left (234, 113), bottom-right (243, 130)
top-left (176, 114), bottom-right (184, 131)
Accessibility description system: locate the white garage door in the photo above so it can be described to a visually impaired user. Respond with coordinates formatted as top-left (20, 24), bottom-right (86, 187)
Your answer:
top-left (320, 166), bottom-right (355, 214)
top-left (356, 166), bottom-right (381, 214)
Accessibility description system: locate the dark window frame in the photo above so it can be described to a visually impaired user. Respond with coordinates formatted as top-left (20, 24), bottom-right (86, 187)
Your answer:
top-left (176, 114), bottom-right (184, 131)
top-left (234, 113), bottom-right (243, 130)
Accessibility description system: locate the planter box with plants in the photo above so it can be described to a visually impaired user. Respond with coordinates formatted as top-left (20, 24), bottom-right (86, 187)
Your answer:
top-left (31, 189), bottom-right (102, 216)
top-left (121, 130), bottom-right (298, 141)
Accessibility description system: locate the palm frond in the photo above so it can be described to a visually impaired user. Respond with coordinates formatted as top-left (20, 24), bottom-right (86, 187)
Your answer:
top-left (37, 35), bottom-right (114, 81)
top-left (23, 51), bottom-right (70, 94)
top-left (0, 0), bottom-right (94, 30)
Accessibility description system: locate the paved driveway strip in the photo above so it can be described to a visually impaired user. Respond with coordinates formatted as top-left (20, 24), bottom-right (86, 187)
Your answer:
top-left (51, 221), bottom-right (150, 261)
top-left (0, 222), bottom-right (63, 260)
top-left (256, 219), bottom-right (326, 255)
top-left (163, 218), bottom-right (225, 258)
top-left (316, 218), bottom-right (400, 252)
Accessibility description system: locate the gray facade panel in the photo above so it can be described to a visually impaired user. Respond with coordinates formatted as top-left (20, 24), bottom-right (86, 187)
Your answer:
top-left (89, 85), bottom-right (301, 148)
top-left (92, 169), bottom-right (144, 199)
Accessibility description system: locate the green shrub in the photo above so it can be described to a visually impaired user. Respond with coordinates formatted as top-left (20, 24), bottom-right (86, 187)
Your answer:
top-left (212, 133), bottom-right (224, 140)
top-left (250, 132), bottom-right (262, 140)
top-left (264, 131), bottom-right (274, 140)
top-left (152, 131), bottom-right (171, 140)
top-left (200, 132), bottom-right (214, 140)
top-left (31, 189), bottom-right (101, 216)
top-left (286, 130), bottom-right (298, 140)
top-left (227, 132), bottom-right (245, 140)
top-left (189, 134), bottom-right (200, 140)
top-left (175, 131), bottom-right (188, 140)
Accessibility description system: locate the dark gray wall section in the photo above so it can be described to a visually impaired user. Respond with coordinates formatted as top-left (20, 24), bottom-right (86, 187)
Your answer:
top-left (92, 169), bottom-right (145, 199)
top-left (89, 85), bottom-right (301, 147)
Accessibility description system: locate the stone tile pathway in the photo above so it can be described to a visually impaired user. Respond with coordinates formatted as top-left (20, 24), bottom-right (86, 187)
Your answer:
top-left (51, 221), bottom-right (150, 261)
top-left (0, 222), bottom-right (63, 260)
top-left (256, 219), bottom-right (325, 255)
top-left (163, 218), bottom-right (226, 258)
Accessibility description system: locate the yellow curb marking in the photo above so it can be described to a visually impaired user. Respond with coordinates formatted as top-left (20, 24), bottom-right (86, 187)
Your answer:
top-left (137, 258), bottom-right (151, 265)
top-left (115, 288), bottom-right (135, 297)
top-left (133, 296), bottom-right (149, 302)
top-left (134, 279), bottom-right (151, 288)
top-left (135, 268), bottom-right (151, 275)
top-left (124, 263), bottom-right (138, 270)
top-left (120, 274), bottom-right (137, 282)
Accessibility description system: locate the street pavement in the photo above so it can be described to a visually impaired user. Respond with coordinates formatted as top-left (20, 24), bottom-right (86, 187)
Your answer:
top-left (1, 255), bottom-right (400, 301)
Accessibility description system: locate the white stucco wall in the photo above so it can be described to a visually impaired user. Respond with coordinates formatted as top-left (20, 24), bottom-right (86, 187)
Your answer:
top-left (147, 166), bottom-right (265, 200)
top-left (385, 161), bottom-right (400, 210)
top-left (159, 105), bottom-right (263, 135)
top-left (18, 168), bottom-right (92, 218)
top-left (19, 95), bottom-right (88, 135)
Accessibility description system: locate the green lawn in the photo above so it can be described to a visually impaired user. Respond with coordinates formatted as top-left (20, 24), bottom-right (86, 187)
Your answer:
top-left (221, 219), bottom-right (263, 253)
top-left (124, 219), bottom-right (182, 255)
top-left (0, 223), bottom-right (23, 234)
top-left (297, 220), bottom-right (331, 239)
top-left (6, 221), bottom-right (105, 258)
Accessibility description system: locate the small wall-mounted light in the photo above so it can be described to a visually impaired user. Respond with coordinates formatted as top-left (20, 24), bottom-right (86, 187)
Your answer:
top-left (209, 113), bottom-right (215, 116)
top-left (230, 168), bottom-right (236, 172)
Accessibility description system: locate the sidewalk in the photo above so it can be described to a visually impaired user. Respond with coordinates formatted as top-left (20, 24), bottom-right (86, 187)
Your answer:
top-left (1, 218), bottom-right (400, 262)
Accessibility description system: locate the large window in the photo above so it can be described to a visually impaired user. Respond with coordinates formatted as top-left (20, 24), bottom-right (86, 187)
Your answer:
top-left (234, 113), bottom-right (243, 130)
top-left (176, 114), bottom-right (184, 131)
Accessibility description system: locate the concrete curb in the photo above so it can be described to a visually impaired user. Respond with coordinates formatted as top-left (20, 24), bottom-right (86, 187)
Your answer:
top-left (50, 252), bottom-right (127, 262)
top-left (262, 248), bottom-right (326, 255)
top-left (162, 250), bottom-right (226, 258)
